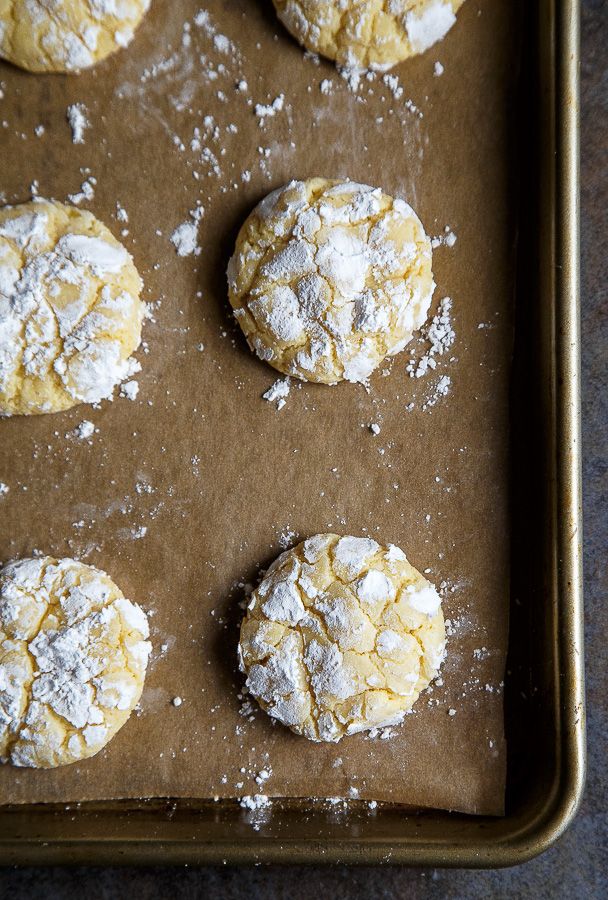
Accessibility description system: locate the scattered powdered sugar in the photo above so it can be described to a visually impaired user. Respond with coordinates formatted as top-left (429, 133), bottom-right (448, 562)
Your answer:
top-left (239, 794), bottom-right (271, 811)
top-left (262, 377), bottom-right (291, 411)
top-left (170, 206), bottom-right (204, 257)
top-left (367, 725), bottom-right (398, 741)
top-left (423, 374), bottom-right (452, 409)
top-left (74, 420), bottom-right (95, 440)
top-left (238, 791), bottom-right (272, 831)
top-left (338, 65), bottom-right (362, 93)
top-left (66, 103), bottom-right (89, 144)
top-left (116, 202), bottom-right (129, 224)
top-left (434, 61), bottom-right (445, 77)
top-left (0, 483), bottom-right (9, 496)
top-left (331, 64), bottom-right (423, 131)
top-left (68, 174), bottom-right (96, 205)
top-left (255, 767), bottom-right (272, 787)
top-left (381, 74), bottom-right (422, 118)
top-left (407, 297), bottom-right (455, 378)
top-left (383, 74), bottom-right (404, 100)
top-left (432, 225), bottom-right (457, 249)
top-left (255, 94), bottom-right (285, 124)
top-left (120, 379), bottom-right (139, 401)
top-left (278, 528), bottom-right (297, 549)
top-left (170, 221), bottom-right (198, 256)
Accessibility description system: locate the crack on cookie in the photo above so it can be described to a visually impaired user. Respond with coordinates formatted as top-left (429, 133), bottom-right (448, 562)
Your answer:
top-left (239, 535), bottom-right (445, 742)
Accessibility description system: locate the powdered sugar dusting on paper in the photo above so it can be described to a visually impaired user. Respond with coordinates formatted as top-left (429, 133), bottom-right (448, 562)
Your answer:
top-left (170, 206), bottom-right (204, 257)
top-left (66, 103), bottom-right (89, 144)
top-left (263, 377), bottom-right (291, 410)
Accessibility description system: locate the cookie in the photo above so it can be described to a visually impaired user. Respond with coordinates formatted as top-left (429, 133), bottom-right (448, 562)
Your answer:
top-left (273, 0), bottom-right (464, 70)
top-left (0, 0), bottom-right (150, 73)
top-left (0, 556), bottom-right (151, 768)
top-left (238, 535), bottom-right (445, 742)
top-left (227, 178), bottom-right (434, 384)
top-left (0, 199), bottom-right (144, 416)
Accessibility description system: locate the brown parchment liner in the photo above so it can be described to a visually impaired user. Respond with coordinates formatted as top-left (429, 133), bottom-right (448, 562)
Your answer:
top-left (0, 0), bottom-right (517, 815)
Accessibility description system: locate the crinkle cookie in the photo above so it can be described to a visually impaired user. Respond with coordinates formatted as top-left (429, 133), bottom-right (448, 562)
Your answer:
top-left (0, 556), bottom-right (151, 768)
top-left (273, 0), bottom-right (465, 71)
top-left (238, 534), bottom-right (445, 742)
top-left (227, 178), bottom-right (434, 384)
top-left (0, 0), bottom-right (150, 73)
top-left (0, 199), bottom-right (144, 416)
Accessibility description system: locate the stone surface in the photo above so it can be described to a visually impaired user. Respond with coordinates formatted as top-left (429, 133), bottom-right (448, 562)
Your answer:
top-left (2, 0), bottom-right (605, 895)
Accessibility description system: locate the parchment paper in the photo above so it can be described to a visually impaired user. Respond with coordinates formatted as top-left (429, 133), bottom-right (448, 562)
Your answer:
top-left (0, 0), bottom-right (518, 815)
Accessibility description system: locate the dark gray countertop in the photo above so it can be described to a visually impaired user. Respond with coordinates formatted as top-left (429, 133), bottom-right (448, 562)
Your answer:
top-left (2, 1), bottom-right (606, 896)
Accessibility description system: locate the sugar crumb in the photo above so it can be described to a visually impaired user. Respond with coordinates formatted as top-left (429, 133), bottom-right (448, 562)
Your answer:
top-left (67, 103), bottom-right (89, 144)
top-left (262, 377), bottom-right (290, 411)
top-left (120, 380), bottom-right (139, 401)
top-left (74, 420), bottom-right (95, 440)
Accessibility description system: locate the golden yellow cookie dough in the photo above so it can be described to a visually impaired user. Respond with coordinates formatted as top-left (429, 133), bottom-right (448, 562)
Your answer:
top-left (238, 535), bottom-right (445, 742)
top-left (0, 0), bottom-right (150, 73)
top-left (227, 178), bottom-right (434, 384)
top-left (273, 0), bottom-right (465, 70)
top-left (0, 556), bottom-right (151, 768)
top-left (0, 199), bottom-right (144, 416)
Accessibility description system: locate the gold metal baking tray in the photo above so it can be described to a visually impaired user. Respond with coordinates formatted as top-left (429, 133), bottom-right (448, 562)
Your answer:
top-left (0, 0), bottom-right (583, 866)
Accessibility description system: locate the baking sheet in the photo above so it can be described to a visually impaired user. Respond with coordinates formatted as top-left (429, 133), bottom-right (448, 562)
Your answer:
top-left (0, 0), bottom-right (517, 815)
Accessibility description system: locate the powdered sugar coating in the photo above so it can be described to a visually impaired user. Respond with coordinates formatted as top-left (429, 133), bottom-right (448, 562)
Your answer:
top-left (272, 0), bottom-right (465, 71)
top-left (239, 534), bottom-right (445, 742)
top-left (0, 0), bottom-right (151, 73)
top-left (0, 556), bottom-right (151, 768)
top-left (0, 199), bottom-right (144, 416)
top-left (228, 178), bottom-right (434, 384)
